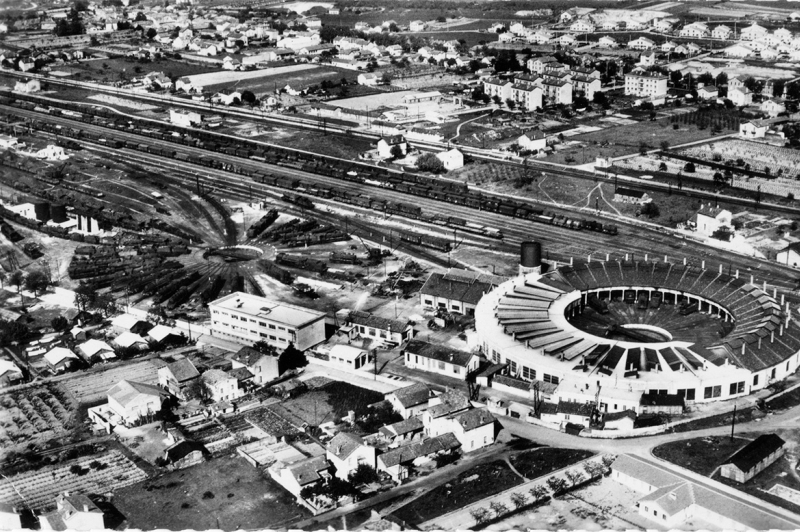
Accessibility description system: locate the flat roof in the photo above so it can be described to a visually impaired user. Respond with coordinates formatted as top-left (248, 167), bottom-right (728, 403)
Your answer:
top-left (210, 291), bottom-right (325, 328)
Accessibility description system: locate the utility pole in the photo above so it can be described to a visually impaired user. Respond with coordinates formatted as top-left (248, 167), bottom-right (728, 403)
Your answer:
top-left (730, 403), bottom-right (737, 440)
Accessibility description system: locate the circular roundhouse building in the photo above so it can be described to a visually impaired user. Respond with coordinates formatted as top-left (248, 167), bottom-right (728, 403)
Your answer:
top-left (476, 256), bottom-right (800, 408)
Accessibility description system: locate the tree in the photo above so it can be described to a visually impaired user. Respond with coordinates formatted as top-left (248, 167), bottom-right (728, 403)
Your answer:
top-left (416, 153), bottom-right (445, 173)
top-left (184, 378), bottom-right (211, 401)
top-left (489, 501), bottom-right (509, 518)
top-left (492, 95), bottom-right (501, 105)
top-left (390, 144), bottom-right (404, 160)
top-left (601, 454), bottom-right (616, 469)
top-left (470, 507), bottom-right (491, 526)
top-left (641, 202), bottom-right (660, 218)
top-left (529, 484), bottom-right (548, 501)
top-left (279, 342), bottom-right (307, 373)
top-left (24, 270), bottom-right (49, 297)
top-left (241, 90), bottom-right (256, 105)
top-left (380, 72), bottom-right (392, 85)
top-left (505, 98), bottom-right (516, 110)
top-left (253, 340), bottom-right (277, 355)
top-left (565, 469), bottom-right (584, 486)
top-left (0, 270), bottom-right (5, 289)
top-left (51, 316), bottom-right (69, 332)
top-left (348, 463), bottom-right (380, 485)
top-left (94, 292), bottom-right (116, 317)
top-left (9, 270), bottom-right (24, 296)
top-left (510, 492), bottom-right (528, 509)
top-left (135, 11), bottom-right (147, 21)
top-left (659, 141), bottom-right (670, 151)
top-left (0, 319), bottom-right (29, 347)
top-left (592, 91), bottom-right (608, 107)
top-left (583, 461), bottom-right (604, 479)
top-left (146, 27), bottom-right (157, 40)
top-left (658, 162), bottom-right (667, 172)
top-left (147, 304), bottom-right (172, 325)
top-left (547, 476), bottom-right (568, 494)
top-left (683, 161), bottom-right (695, 173)
top-left (74, 282), bottom-right (97, 313)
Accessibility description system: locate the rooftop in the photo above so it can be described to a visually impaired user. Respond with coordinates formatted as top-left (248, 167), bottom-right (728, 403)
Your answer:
top-left (403, 340), bottom-right (476, 368)
top-left (210, 292), bottom-right (325, 328)
top-left (724, 433), bottom-right (786, 473)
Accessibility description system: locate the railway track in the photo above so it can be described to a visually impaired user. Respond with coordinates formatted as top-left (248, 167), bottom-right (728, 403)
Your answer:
top-left (6, 105), bottom-right (800, 291)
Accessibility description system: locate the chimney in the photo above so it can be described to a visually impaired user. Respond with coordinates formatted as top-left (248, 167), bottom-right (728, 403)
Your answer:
top-left (771, 331), bottom-right (775, 344)
top-left (83, 504), bottom-right (89, 513)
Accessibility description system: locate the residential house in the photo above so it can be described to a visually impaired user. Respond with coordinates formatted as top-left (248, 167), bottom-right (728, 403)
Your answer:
top-left (39, 493), bottom-right (104, 531)
top-left (539, 400), bottom-right (594, 426)
top-left (446, 408), bottom-right (496, 452)
top-left (680, 22), bottom-right (709, 38)
top-left (107, 380), bottom-right (166, 426)
top-left (422, 390), bottom-right (471, 436)
top-left (270, 455), bottom-right (331, 497)
top-left (653, 18), bottom-right (675, 33)
top-left (761, 47), bottom-right (780, 60)
top-left (690, 205), bottom-right (732, 238)
top-left (326, 432), bottom-right (376, 480)
top-left (197, 43), bottom-right (219, 56)
top-left (712, 25), bottom-right (732, 40)
top-left (357, 73), bottom-right (378, 86)
top-left (377, 433), bottom-right (460, 482)
top-left (639, 50), bottom-right (656, 67)
top-left (775, 27), bottom-right (793, 43)
top-left (78, 338), bottom-right (117, 362)
top-left (573, 74), bottom-right (601, 100)
top-left (346, 311), bottom-right (413, 345)
top-left (511, 81), bottom-right (543, 111)
top-left (518, 130), bottom-right (547, 152)
top-left (201, 369), bottom-right (240, 402)
top-left (720, 434), bottom-right (786, 483)
top-left (602, 410), bottom-right (636, 431)
top-left (143, 71), bottom-right (173, 90)
top-left (14, 78), bottom-right (40, 93)
top-left (777, 241), bottom-right (800, 267)
top-left (739, 119), bottom-right (766, 138)
top-left (147, 325), bottom-right (184, 346)
top-left (598, 36), bottom-right (618, 48)
top-left (541, 77), bottom-right (573, 105)
top-left (724, 43), bottom-right (754, 58)
top-left (113, 331), bottom-right (149, 351)
top-left (231, 345), bottom-right (280, 385)
top-left (0, 359), bottom-right (22, 387)
top-left (570, 18), bottom-right (595, 33)
top-left (614, 187), bottom-right (650, 204)
top-left (483, 77), bottom-right (513, 101)
top-left (528, 56), bottom-right (559, 74)
top-left (624, 71), bottom-right (667, 97)
top-left (436, 148), bottom-right (464, 171)
top-left (158, 358), bottom-right (200, 399)
top-left (327, 344), bottom-right (371, 371)
top-left (697, 85), bottom-right (719, 100)
top-left (419, 268), bottom-right (504, 315)
top-left (555, 34), bottom-right (577, 47)
top-left (740, 23), bottom-right (768, 41)
top-left (661, 41), bottom-right (678, 52)
top-left (627, 37), bottom-right (655, 50)
top-left (403, 340), bottom-right (482, 379)
top-left (762, 98), bottom-right (786, 117)
top-left (385, 382), bottom-right (433, 419)
top-left (409, 20), bottom-right (426, 32)
top-left (44, 347), bottom-right (79, 373)
top-left (377, 135), bottom-right (407, 159)
top-left (379, 416), bottom-right (425, 444)
top-left (212, 89), bottom-right (242, 105)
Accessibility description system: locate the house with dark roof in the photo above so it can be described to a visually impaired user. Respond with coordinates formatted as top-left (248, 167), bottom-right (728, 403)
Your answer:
top-left (419, 268), bottom-right (505, 315)
top-left (402, 340), bottom-right (482, 380)
top-left (385, 382), bottom-right (432, 419)
top-left (602, 409), bottom-right (636, 431)
top-left (639, 392), bottom-right (684, 415)
top-left (379, 416), bottom-right (424, 443)
top-left (377, 432), bottom-right (460, 482)
top-left (540, 400), bottom-right (594, 427)
top-left (271, 454), bottom-right (331, 497)
top-left (776, 241), bottom-right (800, 268)
top-left (447, 409), bottom-right (496, 452)
top-left (231, 345), bottom-right (280, 385)
top-left (326, 432), bottom-right (376, 480)
top-left (720, 434), bottom-right (786, 483)
top-left (39, 493), bottom-right (104, 531)
top-left (377, 135), bottom-right (407, 159)
top-left (164, 440), bottom-right (208, 470)
top-left (158, 358), bottom-right (200, 399)
top-left (614, 187), bottom-right (650, 205)
top-left (346, 310), bottom-right (414, 346)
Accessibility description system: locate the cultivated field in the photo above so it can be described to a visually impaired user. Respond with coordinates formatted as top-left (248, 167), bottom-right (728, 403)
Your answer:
top-left (59, 57), bottom-right (218, 83)
top-left (0, 384), bottom-right (77, 454)
top-left (60, 360), bottom-right (160, 404)
top-left (114, 456), bottom-right (308, 531)
top-left (0, 450), bottom-right (147, 510)
top-left (188, 64), bottom-right (344, 94)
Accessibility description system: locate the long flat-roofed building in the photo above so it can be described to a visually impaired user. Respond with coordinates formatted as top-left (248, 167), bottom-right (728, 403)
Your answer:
top-left (209, 292), bottom-right (326, 351)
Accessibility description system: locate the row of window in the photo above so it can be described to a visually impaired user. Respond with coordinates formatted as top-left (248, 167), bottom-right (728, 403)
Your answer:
top-left (210, 310), bottom-right (289, 332)
top-left (406, 353), bottom-right (461, 374)
top-left (488, 347), bottom-right (559, 384)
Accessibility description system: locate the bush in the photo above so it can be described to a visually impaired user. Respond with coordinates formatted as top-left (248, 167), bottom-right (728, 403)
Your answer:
top-left (683, 162), bottom-right (695, 173)
top-left (416, 152), bottom-right (445, 173)
top-left (202, 491), bottom-right (215, 499)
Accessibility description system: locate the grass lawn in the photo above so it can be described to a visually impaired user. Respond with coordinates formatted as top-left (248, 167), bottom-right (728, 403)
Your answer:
top-left (62, 57), bottom-right (219, 83)
top-left (390, 460), bottom-right (524, 525)
top-left (672, 406), bottom-right (763, 433)
top-left (510, 448), bottom-right (595, 479)
top-left (652, 436), bottom-right (750, 476)
top-left (114, 456), bottom-right (309, 531)
top-left (765, 386), bottom-right (800, 411)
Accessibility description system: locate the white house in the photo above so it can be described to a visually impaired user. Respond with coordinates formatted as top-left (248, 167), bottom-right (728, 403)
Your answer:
top-left (691, 205), bottom-right (732, 238)
top-left (724, 43), bottom-right (754, 58)
top-left (436, 148), bottom-right (464, 171)
top-left (386, 382), bottom-right (432, 419)
top-left (357, 73), bottom-right (378, 86)
top-left (13, 78), bottom-right (40, 93)
top-left (628, 37), bottom-right (655, 50)
top-left (201, 369), bottom-right (241, 402)
top-left (712, 25), bottom-right (732, 40)
top-left (598, 36), bottom-right (618, 48)
top-left (409, 20), bottom-right (426, 32)
top-left (113, 331), bottom-right (149, 351)
top-left (327, 344), bottom-right (371, 371)
top-left (728, 86), bottom-right (753, 107)
top-left (106, 380), bottom-right (165, 426)
top-left (740, 23), bottom-right (768, 41)
top-left (40, 494), bottom-right (104, 531)
top-left (518, 130), bottom-right (547, 152)
top-left (445, 408), bottom-right (496, 452)
top-left (777, 242), bottom-right (800, 267)
top-left (762, 98), bottom-right (786, 117)
top-left (158, 358), bottom-right (200, 399)
top-left (377, 135), bottom-right (407, 159)
top-left (739, 119), bottom-right (767, 138)
top-left (697, 85), bottom-right (719, 101)
top-left (231, 345), bottom-right (280, 385)
top-left (326, 432), bottom-right (376, 480)
top-left (44, 347), bottom-right (79, 373)
top-left (403, 340), bottom-right (482, 380)
top-left (77, 339), bottom-right (116, 363)
top-left (639, 50), bottom-right (656, 67)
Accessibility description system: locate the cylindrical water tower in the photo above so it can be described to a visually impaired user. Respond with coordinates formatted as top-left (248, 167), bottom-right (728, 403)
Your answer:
top-left (519, 241), bottom-right (542, 275)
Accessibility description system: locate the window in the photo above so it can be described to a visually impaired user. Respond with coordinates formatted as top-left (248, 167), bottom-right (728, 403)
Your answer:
top-left (269, 335), bottom-right (276, 341)
top-left (753, 374), bottom-right (759, 386)
top-left (686, 389), bottom-right (695, 401)
top-left (269, 324), bottom-right (276, 330)
top-left (771, 368), bottom-right (777, 379)
top-left (491, 350), bottom-right (500, 364)
top-left (729, 381), bottom-right (745, 395)
top-left (522, 366), bottom-right (535, 380)
top-left (543, 374), bottom-right (559, 385)
top-left (438, 361), bottom-right (445, 370)
top-left (259, 332), bottom-right (268, 338)
top-left (406, 353), bottom-right (410, 362)
top-left (509, 360), bottom-right (518, 375)
top-left (653, 510), bottom-right (657, 516)
top-left (451, 304), bottom-right (460, 311)
top-left (415, 355), bottom-right (419, 363)
top-left (259, 321), bottom-right (266, 327)
top-left (704, 386), bottom-right (721, 399)
top-left (249, 319), bottom-right (256, 323)
top-left (453, 366), bottom-right (460, 374)
top-left (424, 299), bottom-right (433, 306)
top-left (369, 328), bottom-right (376, 336)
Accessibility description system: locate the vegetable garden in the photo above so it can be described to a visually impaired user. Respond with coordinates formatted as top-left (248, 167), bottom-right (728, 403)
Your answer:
top-left (0, 384), bottom-right (76, 454)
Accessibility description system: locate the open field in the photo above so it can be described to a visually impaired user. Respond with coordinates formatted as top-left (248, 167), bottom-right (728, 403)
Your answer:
top-left (0, 450), bottom-right (147, 511)
top-left (114, 456), bottom-right (308, 531)
top-left (652, 436), bottom-right (751, 476)
top-left (510, 448), bottom-right (596, 480)
top-left (55, 57), bottom-right (218, 83)
top-left (0, 384), bottom-right (77, 455)
top-left (190, 64), bottom-right (345, 93)
top-left (391, 460), bottom-right (524, 525)
top-left (60, 360), bottom-right (160, 404)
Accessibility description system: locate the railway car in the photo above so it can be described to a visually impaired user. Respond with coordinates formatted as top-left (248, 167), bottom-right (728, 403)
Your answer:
top-left (282, 193), bottom-right (314, 210)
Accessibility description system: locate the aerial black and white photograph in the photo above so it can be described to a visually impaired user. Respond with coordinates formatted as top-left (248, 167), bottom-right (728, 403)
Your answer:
top-left (2, 0), bottom-right (800, 529)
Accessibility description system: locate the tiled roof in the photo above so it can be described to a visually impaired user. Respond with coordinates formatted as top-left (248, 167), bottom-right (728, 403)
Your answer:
top-left (202, 369), bottom-right (232, 386)
top-left (287, 455), bottom-right (330, 485)
top-left (603, 409), bottom-right (636, 422)
top-left (108, 380), bottom-right (164, 407)
top-left (403, 339), bottom-right (476, 368)
top-left (327, 432), bottom-right (366, 460)
top-left (165, 358), bottom-right (199, 383)
top-left (348, 310), bottom-right (409, 333)
top-left (388, 382), bottom-right (431, 408)
top-left (427, 391), bottom-right (471, 419)
top-left (557, 400), bottom-right (593, 416)
top-left (378, 433), bottom-right (460, 467)
top-left (450, 408), bottom-right (495, 431)
top-left (382, 416), bottom-right (424, 437)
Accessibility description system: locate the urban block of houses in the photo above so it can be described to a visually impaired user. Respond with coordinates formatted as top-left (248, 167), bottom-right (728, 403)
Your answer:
top-left (231, 345), bottom-right (280, 384)
top-left (377, 432), bottom-right (460, 482)
top-left (326, 432), bottom-right (376, 480)
top-left (201, 368), bottom-right (241, 402)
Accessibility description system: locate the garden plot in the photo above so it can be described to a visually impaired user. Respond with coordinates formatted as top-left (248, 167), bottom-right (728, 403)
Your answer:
top-left (60, 360), bottom-right (160, 404)
top-left (0, 384), bottom-right (77, 455)
top-left (0, 450), bottom-right (147, 511)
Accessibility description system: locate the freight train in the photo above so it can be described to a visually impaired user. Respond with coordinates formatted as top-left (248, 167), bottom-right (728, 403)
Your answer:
top-left (3, 91), bottom-right (619, 239)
